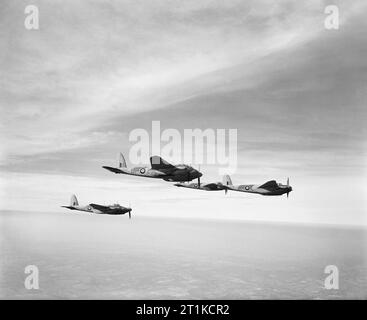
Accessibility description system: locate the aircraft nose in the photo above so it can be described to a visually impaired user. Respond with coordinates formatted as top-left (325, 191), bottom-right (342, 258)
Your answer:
top-left (190, 169), bottom-right (201, 178)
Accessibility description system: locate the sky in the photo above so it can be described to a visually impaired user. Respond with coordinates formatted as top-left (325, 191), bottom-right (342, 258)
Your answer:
top-left (1, 0), bottom-right (366, 226)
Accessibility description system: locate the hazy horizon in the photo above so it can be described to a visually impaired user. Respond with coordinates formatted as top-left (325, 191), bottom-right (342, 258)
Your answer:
top-left (2, 209), bottom-right (367, 229)
top-left (1, 210), bottom-right (366, 299)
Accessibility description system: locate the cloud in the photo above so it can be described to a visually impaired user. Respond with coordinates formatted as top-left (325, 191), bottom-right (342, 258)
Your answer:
top-left (1, 0), bottom-right (341, 159)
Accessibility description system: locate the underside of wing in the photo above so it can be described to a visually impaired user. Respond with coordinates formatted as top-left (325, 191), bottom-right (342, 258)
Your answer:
top-left (258, 180), bottom-right (278, 190)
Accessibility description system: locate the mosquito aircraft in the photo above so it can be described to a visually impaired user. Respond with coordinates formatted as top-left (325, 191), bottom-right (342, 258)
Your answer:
top-left (174, 179), bottom-right (226, 191)
top-left (223, 175), bottom-right (293, 197)
top-left (61, 194), bottom-right (132, 218)
top-left (103, 153), bottom-right (202, 182)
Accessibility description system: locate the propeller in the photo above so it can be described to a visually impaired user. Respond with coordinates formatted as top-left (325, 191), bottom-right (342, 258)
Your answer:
top-left (128, 210), bottom-right (131, 219)
top-left (286, 178), bottom-right (290, 198)
top-left (197, 164), bottom-right (201, 188)
top-left (224, 178), bottom-right (229, 195)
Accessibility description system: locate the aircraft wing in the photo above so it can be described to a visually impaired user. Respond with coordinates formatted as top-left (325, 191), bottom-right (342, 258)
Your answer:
top-left (89, 203), bottom-right (111, 212)
top-left (203, 183), bottom-right (223, 190)
top-left (150, 156), bottom-right (176, 172)
top-left (258, 180), bottom-right (278, 190)
top-left (102, 166), bottom-right (125, 174)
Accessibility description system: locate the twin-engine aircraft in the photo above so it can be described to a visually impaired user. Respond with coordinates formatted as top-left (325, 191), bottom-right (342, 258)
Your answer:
top-left (174, 180), bottom-right (226, 191)
top-left (223, 175), bottom-right (292, 197)
top-left (103, 153), bottom-right (202, 182)
top-left (175, 175), bottom-right (292, 197)
top-left (61, 195), bottom-right (132, 218)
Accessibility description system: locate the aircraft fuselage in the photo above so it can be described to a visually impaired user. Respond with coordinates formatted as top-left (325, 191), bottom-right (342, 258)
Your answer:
top-left (174, 182), bottom-right (226, 191)
top-left (62, 204), bottom-right (131, 215)
top-left (102, 165), bottom-right (202, 182)
top-left (228, 184), bottom-right (292, 196)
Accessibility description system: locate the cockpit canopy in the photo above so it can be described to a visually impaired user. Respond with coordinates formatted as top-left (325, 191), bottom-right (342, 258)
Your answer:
top-left (175, 164), bottom-right (190, 170)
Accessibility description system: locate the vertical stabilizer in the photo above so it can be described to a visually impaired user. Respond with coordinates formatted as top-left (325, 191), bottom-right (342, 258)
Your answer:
top-left (119, 153), bottom-right (127, 168)
top-left (223, 175), bottom-right (233, 186)
top-left (71, 194), bottom-right (79, 207)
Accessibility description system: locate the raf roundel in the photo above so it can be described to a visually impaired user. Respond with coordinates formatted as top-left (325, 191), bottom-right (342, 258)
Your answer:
top-left (140, 168), bottom-right (146, 174)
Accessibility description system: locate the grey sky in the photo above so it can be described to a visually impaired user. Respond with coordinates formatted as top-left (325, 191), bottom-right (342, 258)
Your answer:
top-left (1, 0), bottom-right (366, 225)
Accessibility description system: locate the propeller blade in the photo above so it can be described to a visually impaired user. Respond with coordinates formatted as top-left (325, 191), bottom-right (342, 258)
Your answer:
top-left (198, 177), bottom-right (201, 188)
top-left (129, 210), bottom-right (131, 219)
top-left (287, 192), bottom-right (289, 198)
top-left (225, 188), bottom-right (228, 195)
top-left (287, 177), bottom-right (289, 187)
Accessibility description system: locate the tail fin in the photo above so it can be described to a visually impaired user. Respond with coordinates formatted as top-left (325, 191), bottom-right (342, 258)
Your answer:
top-left (71, 194), bottom-right (79, 206)
top-left (118, 153), bottom-right (127, 168)
top-left (223, 175), bottom-right (233, 186)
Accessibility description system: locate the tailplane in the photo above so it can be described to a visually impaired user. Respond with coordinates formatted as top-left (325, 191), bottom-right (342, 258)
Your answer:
top-left (223, 175), bottom-right (233, 186)
top-left (118, 153), bottom-right (127, 168)
top-left (222, 175), bottom-right (232, 195)
top-left (71, 194), bottom-right (79, 207)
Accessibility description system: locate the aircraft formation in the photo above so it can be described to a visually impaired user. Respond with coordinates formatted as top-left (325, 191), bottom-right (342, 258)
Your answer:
top-left (62, 152), bottom-right (293, 218)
